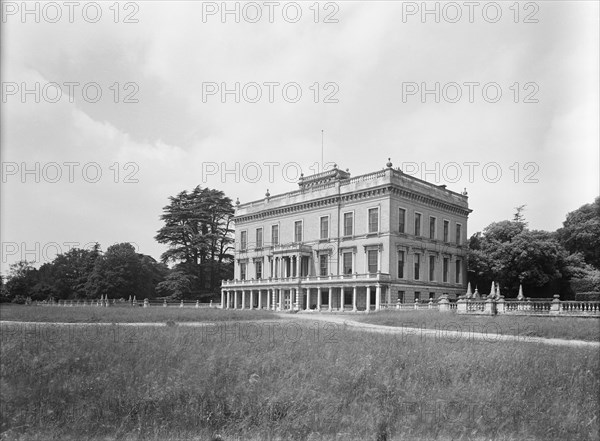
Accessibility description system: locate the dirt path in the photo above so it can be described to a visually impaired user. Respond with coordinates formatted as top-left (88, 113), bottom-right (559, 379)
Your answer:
top-left (274, 313), bottom-right (600, 348)
top-left (2, 315), bottom-right (598, 348)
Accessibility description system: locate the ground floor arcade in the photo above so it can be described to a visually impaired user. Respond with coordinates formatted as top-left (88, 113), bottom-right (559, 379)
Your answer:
top-left (221, 285), bottom-right (391, 312)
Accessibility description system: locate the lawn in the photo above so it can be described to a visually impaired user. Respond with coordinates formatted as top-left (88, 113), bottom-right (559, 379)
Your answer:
top-left (1, 319), bottom-right (598, 440)
top-left (352, 310), bottom-right (600, 342)
top-left (0, 304), bottom-right (277, 324)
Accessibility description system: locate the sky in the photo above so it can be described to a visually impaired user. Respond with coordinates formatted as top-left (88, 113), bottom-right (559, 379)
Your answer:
top-left (1, 1), bottom-right (599, 275)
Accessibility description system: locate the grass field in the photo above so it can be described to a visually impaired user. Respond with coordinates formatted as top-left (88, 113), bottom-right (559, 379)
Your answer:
top-left (353, 310), bottom-right (600, 342)
top-left (0, 304), bottom-right (277, 323)
top-left (1, 316), bottom-right (598, 440)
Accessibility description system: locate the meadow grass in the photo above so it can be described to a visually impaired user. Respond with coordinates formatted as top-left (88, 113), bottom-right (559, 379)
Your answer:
top-left (352, 310), bottom-right (600, 342)
top-left (1, 319), bottom-right (598, 441)
top-left (0, 304), bottom-right (277, 324)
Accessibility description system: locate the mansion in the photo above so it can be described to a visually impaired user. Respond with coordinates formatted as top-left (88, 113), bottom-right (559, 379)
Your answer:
top-left (221, 160), bottom-right (471, 311)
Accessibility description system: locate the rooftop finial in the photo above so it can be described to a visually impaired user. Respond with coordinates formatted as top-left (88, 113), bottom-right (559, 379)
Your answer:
top-left (386, 158), bottom-right (393, 168)
top-left (235, 197), bottom-right (240, 206)
top-left (462, 188), bottom-right (468, 196)
top-left (265, 189), bottom-right (270, 199)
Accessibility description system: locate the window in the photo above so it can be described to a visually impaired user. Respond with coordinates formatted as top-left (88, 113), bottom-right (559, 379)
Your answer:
top-left (240, 231), bottom-right (247, 251)
top-left (414, 291), bottom-right (421, 302)
top-left (367, 250), bottom-right (378, 273)
top-left (398, 291), bottom-right (405, 304)
top-left (343, 212), bottom-right (353, 236)
top-left (455, 259), bottom-right (462, 283)
top-left (414, 213), bottom-right (422, 236)
top-left (429, 217), bottom-right (436, 239)
top-left (320, 216), bottom-right (329, 240)
top-left (443, 257), bottom-right (449, 282)
top-left (456, 224), bottom-right (462, 245)
top-left (429, 255), bottom-right (435, 281)
top-left (271, 225), bottom-right (279, 246)
top-left (399, 208), bottom-right (406, 233)
top-left (240, 262), bottom-right (247, 280)
top-left (397, 250), bottom-right (405, 278)
top-left (255, 228), bottom-right (263, 249)
top-left (294, 221), bottom-right (303, 242)
top-left (443, 220), bottom-right (449, 243)
top-left (343, 252), bottom-right (353, 274)
top-left (319, 254), bottom-right (328, 276)
top-left (368, 208), bottom-right (379, 233)
top-left (414, 254), bottom-right (420, 280)
top-left (255, 260), bottom-right (262, 279)
top-left (429, 292), bottom-right (435, 300)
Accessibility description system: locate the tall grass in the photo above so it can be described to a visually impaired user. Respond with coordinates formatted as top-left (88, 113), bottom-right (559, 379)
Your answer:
top-left (1, 320), bottom-right (598, 440)
top-left (0, 304), bottom-right (276, 323)
top-left (353, 310), bottom-right (600, 342)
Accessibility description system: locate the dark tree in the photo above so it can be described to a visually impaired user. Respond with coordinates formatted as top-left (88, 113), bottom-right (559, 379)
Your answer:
top-left (85, 243), bottom-right (166, 299)
top-left (557, 196), bottom-right (600, 270)
top-left (155, 186), bottom-right (234, 296)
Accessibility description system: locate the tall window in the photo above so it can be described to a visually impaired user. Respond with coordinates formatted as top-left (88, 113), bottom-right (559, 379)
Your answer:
top-left (320, 216), bottom-right (329, 240)
top-left (429, 217), bottom-right (436, 239)
top-left (319, 254), bottom-right (328, 276)
top-left (255, 228), bottom-right (263, 249)
top-left (255, 260), bottom-right (262, 279)
top-left (414, 254), bottom-right (420, 280)
top-left (429, 292), bottom-right (435, 300)
top-left (456, 224), bottom-right (462, 245)
top-left (455, 259), bottom-right (462, 283)
top-left (367, 250), bottom-right (378, 273)
top-left (240, 262), bottom-right (247, 280)
top-left (240, 231), bottom-right (247, 251)
top-left (271, 224), bottom-right (279, 246)
top-left (343, 252), bottom-right (353, 274)
top-left (294, 221), bottom-right (303, 242)
top-left (397, 250), bottom-right (405, 278)
top-left (344, 212), bottom-right (353, 236)
top-left (368, 208), bottom-right (379, 233)
top-left (414, 291), bottom-right (421, 302)
top-left (443, 220), bottom-right (449, 243)
top-left (429, 255), bottom-right (435, 281)
top-left (443, 257), bottom-right (449, 282)
top-left (414, 213), bottom-right (422, 236)
top-left (399, 208), bottom-right (406, 233)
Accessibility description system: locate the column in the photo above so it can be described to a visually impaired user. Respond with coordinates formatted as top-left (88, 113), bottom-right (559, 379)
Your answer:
top-left (234, 290), bottom-right (239, 309)
top-left (272, 289), bottom-right (276, 310)
top-left (297, 254), bottom-right (301, 278)
top-left (278, 289), bottom-right (283, 310)
top-left (366, 286), bottom-right (371, 312)
top-left (306, 288), bottom-right (311, 310)
top-left (340, 288), bottom-right (344, 312)
top-left (328, 288), bottom-right (332, 312)
top-left (266, 289), bottom-right (270, 310)
top-left (258, 289), bottom-right (263, 309)
top-left (375, 284), bottom-right (381, 311)
top-left (294, 288), bottom-right (300, 310)
top-left (227, 290), bottom-right (231, 309)
top-left (221, 290), bottom-right (225, 308)
top-left (317, 287), bottom-right (322, 311)
top-left (242, 290), bottom-right (246, 309)
top-left (352, 286), bottom-right (357, 312)
top-left (352, 252), bottom-right (356, 275)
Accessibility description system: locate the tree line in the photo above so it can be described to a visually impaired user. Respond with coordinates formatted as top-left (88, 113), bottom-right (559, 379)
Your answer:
top-left (1, 190), bottom-right (598, 303)
top-left (1, 186), bottom-right (234, 303)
